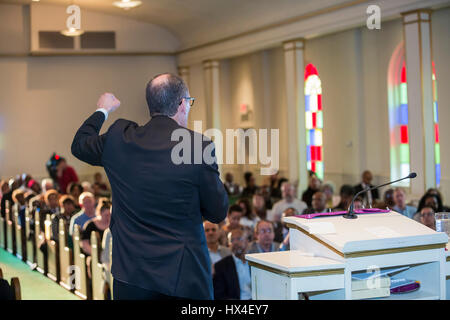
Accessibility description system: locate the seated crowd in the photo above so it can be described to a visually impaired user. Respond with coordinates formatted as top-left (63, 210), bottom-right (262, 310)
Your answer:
top-left (0, 158), bottom-right (112, 284)
top-left (208, 169), bottom-right (449, 299)
top-left (1, 162), bottom-right (449, 300)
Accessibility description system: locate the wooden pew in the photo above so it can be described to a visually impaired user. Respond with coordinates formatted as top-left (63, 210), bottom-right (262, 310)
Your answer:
top-left (0, 268), bottom-right (22, 300)
top-left (90, 231), bottom-right (106, 300)
top-left (44, 213), bottom-right (60, 283)
top-left (34, 210), bottom-right (47, 275)
top-left (0, 206), bottom-right (5, 250)
top-left (58, 218), bottom-right (74, 291)
top-left (6, 202), bottom-right (16, 255)
top-left (14, 206), bottom-right (25, 261)
top-left (73, 225), bottom-right (90, 300)
top-left (25, 207), bottom-right (36, 267)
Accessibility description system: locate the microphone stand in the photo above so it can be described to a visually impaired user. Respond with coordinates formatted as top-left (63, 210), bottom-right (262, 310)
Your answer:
top-left (343, 173), bottom-right (417, 219)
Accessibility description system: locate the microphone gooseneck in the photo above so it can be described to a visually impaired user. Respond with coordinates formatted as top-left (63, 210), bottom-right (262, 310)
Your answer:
top-left (343, 172), bottom-right (417, 219)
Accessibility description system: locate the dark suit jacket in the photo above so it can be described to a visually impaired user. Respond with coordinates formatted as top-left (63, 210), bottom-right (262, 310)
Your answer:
top-left (213, 255), bottom-right (240, 300)
top-left (71, 112), bottom-right (228, 299)
top-left (354, 183), bottom-right (379, 201)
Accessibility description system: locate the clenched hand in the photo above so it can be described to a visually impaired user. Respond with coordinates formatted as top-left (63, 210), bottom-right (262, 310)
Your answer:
top-left (97, 93), bottom-right (121, 113)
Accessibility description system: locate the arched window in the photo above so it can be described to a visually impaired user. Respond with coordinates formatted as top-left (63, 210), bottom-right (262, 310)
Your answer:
top-left (304, 63), bottom-right (323, 181)
top-left (432, 62), bottom-right (441, 187)
top-left (388, 43), bottom-right (441, 187)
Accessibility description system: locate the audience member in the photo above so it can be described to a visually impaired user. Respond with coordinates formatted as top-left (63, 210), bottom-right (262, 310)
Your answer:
top-left (241, 172), bottom-right (259, 198)
top-left (40, 189), bottom-right (61, 216)
top-left (213, 228), bottom-right (251, 300)
top-left (424, 188), bottom-right (450, 211)
top-left (41, 178), bottom-right (55, 194)
top-left (416, 206), bottom-right (436, 230)
top-left (69, 191), bottom-right (96, 237)
top-left (353, 196), bottom-right (364, 210)
top-left (260, 185), bottom-right (273, 210)
top-left (302, 191), bottom-right (328, 215)
top-left (333, 185), bottom-right (355, 211)
top-left (252, 193), bottom-right (267, 220)
top-left (223, 172), bottom-right (241, 196)
top-left (94, 172), bottom-right (109, 191)
top-left (26, 179), bottom-right (42, 195)
top-left (12, 188), bottom-right (27, 227)
top-left (80, 198), bottom-right (111, 256)
top-left (278, 207), bottom-right (298, 250)
top-left (269, 173), bottom-right (286, 200)
top-left (81, 181), bottom-right (93, 193)
top-left (238, 198), bottom-right (259, 231)
top-left (203, 221), bottom-right (231, 266)
top-left (51, 195), bottom-right (78, 242)
top-left (321, 182), bottom-right (340, 209)
top-left (354, 170), bottom-right (379, 206)
top-left (56, 157), bottom-right (79, 194)
top-left (67, 182), bottom-right (83, 205)
top-left (302, 172), bottom-right (322, 207)
top-left (271, 182), bottom-right (307, 222)
top-left (1, 179), bottom-right (12, 218)
top-left (417, 193), bottom-right (444, 213)
top-left (392, 187), bottom-right (416, 219)
top-left (221, 204), bottom-right (244, 244)
top-left (381, 188), bottom-right (395, 210)
top-left (247, 220), bottom-right (280, 254)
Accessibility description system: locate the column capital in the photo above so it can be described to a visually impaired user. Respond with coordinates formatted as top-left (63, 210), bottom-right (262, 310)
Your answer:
top-left (283, 38), bottom-right (305, 51)
top-left (401, 8), bottom-right (432, 24)
top-left (202, 60), bottom-right (220, 69)
top-left (178, 66), bottom-right (190, 75)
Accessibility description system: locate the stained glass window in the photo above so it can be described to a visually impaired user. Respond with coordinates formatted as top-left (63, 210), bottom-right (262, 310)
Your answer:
top-left (304, 64), bottom-right (323, 181)
top-left (388, 43), bottom-right (441, 187)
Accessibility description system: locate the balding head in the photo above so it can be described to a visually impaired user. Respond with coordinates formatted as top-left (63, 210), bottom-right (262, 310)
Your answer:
top-left (146, 73), bottom-right (189, 118)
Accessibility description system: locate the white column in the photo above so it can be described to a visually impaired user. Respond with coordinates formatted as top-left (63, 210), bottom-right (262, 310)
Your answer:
top-left (402, 9), bottom-right (435, 196)
top-left (203, 60), bottom-right (222, 175)
top-left (283, 39), bottom-right (307, 195)
top-left (177, 66), bottom-right (190, 88)
top-left (203, 60), bottom-right (221, 130)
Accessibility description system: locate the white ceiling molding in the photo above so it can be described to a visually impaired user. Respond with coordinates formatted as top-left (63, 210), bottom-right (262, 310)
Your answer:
top-left (177, 0), bottom-right (450, 66)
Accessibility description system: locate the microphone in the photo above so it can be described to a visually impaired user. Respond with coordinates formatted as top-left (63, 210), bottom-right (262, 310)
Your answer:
top-left (343, 172), bottom-right (417, 219)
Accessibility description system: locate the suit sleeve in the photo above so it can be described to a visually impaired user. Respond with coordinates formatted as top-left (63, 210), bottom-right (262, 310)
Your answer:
top-left (199, 141), bottom-right (228, 224)
top-left (71, 111), bottom-right (108, 167)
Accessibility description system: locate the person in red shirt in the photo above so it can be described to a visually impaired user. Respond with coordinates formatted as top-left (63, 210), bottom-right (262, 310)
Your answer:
top-left (56, 157), bottom-right (79, 194)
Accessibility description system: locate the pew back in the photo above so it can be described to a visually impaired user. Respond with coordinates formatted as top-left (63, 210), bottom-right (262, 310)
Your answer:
top-left (14, 206), bottom-right (24, 261)
top-left (25, 208), bottom-right (35, 267)
top-left (0, 209), bottom-right (5, 249)
top-left (6, 202), bottom-right (15, 255)
top-left (34, 210), bottom-right (47, 275)
top-left (45, 214), bottom-right (60, 282)
top-left (58, 218), bottom-right (74, 291)
top-left (73, 225), bottom-right (89, 299)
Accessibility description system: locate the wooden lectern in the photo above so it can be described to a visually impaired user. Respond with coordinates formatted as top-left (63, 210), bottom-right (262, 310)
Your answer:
top-left (246, 211), bottom-right (449, 300)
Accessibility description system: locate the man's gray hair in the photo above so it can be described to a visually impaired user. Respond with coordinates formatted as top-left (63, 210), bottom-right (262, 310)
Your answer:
top-left (146, 73), bottom-right (188, 117)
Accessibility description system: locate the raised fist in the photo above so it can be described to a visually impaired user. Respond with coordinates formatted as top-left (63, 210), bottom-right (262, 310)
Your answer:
top-left (97, 93), bottom-right (121, 113)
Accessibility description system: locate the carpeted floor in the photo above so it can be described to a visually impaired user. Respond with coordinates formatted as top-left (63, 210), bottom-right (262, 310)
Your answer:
top-left (0, 248), bottom-right (80, 300)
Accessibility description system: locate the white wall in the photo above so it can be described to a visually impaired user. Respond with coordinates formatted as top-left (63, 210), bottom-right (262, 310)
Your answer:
top-left (0, 4), bottom-right (178, 182)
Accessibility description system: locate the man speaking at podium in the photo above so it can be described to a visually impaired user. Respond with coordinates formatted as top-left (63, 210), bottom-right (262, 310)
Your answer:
top-left (71, 73), bottom-right (228, 300)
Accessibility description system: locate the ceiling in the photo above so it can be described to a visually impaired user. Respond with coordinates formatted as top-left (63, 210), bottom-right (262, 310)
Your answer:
top-left (0, 0), bottom-right (363, 49)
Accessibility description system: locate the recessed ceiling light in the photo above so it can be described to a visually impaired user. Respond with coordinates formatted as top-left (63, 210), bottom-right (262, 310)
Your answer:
top-left (32, 0), bottom-right (40, 2)
top-left (60, 27), bottom-right (84, 37)
top-left (112, 0), bottom-right (142, 10)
